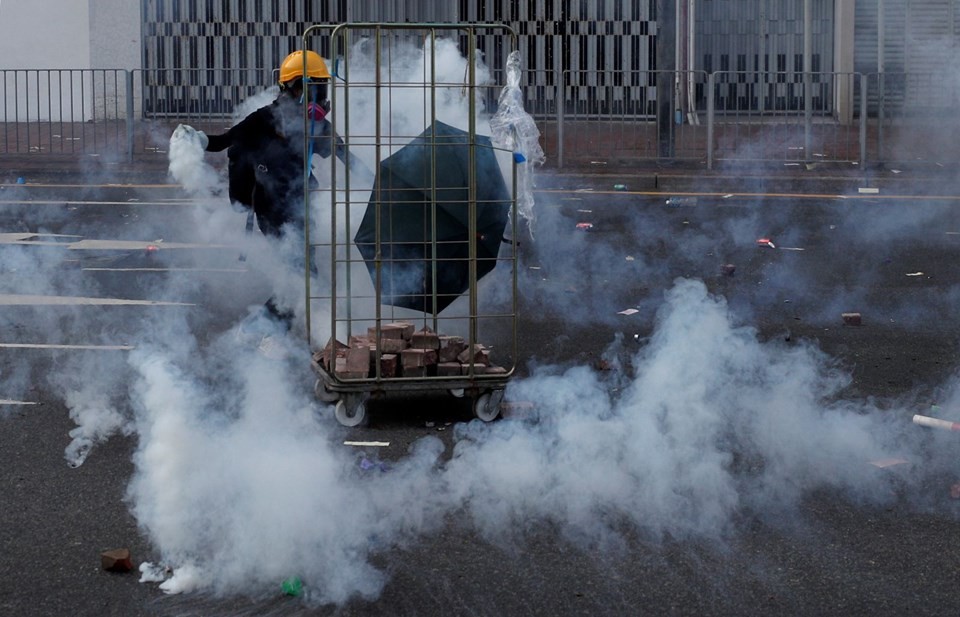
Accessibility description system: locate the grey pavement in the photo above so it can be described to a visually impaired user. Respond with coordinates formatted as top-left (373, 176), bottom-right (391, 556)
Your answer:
top-left (2, 158), bottom-right (960, 615)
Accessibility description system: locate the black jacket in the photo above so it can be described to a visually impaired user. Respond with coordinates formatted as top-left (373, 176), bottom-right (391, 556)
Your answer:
top-left (206, 95), bottom-right (336, 237)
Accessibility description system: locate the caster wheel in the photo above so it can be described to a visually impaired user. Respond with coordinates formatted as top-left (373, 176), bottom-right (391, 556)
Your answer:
top-left (335, 398), bottom-right (368, 427)
top-left (449, 388), bottom-right (465, 398)
top-left (473, 390), bottom-right (504, 422)
top-left (314, 378), bottom-right (340, 403)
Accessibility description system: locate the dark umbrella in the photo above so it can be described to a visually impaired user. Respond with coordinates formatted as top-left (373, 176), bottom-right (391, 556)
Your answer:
top-left (354, 121), bottom-right (511, 314)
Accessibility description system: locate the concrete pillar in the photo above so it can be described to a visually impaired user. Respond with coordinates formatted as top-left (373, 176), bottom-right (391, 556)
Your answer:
top-left (834, 0), bottom-right (856, 124)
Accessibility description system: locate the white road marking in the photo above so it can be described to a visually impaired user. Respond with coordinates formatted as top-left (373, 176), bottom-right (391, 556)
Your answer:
top-left (0, 343), bottom-right (134, 351)
top-left (0, 200), bottom-right (195, 206)
top-left (67, 239), bottom-right (233, 251)
top-left (82, 267), bottom-right (247, 273)
top-left (344, 441), bottom-right (391, 447)
top-left (0, 236), bottom-right (234, 251)
top-left (0, 294), bottom-right (193, 306)
top-left (0, 400), bottom-right (39, 405)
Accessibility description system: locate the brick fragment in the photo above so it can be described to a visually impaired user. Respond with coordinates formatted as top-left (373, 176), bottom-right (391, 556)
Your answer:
top-left (378, 337), bottom-right (408, 353)
top-left (345, 346), bottom-right (370, 374)
top-left (380, 353), bottom-right (398, 378)
top-left (403, 366), bottom-right (428, 378)
top-left (368, 323), bottom-right (406, 340)
top-left (101, 548), bottom-right (134, 573)
top-left (316, 338), bottom-right (347, 370)
top-left (438, 335), bottom-right (466, 362)
top-left (348, 334), bottom-right (370, 348)
top-left (436, 362), bottom-right (462, 376)
top-left (335, 357), bottom-right (367, 380)
top-left (395, 322), bottom-right (416, 340)
top-left (411, 326), bottom-right (441, 350)
top-left (401, 349), bottom-right (427, 369)
top-left (842, 312), bottom-right (862, 326)
top-left (457, 344), bottom-right (489, 365)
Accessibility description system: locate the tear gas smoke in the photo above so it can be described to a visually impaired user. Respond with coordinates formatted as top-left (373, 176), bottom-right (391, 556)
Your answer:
top-left (39, 33), bottom-right (955, 610)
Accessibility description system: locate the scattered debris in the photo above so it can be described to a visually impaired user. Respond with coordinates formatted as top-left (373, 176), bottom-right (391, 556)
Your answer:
top-left (101, 548), bottom-right (134, 573)
top-left (778, 246), bottom-right (805, 251)
top-left (721, 264), bottom-right (736, 276)
top-left (858, 187), bottom-right (880, 194)
top-left (868, 458), bottom-right (909, 469)
top-left (575, 222), bottom-right (593, 231)
top-left (282, 577), bottom-right (304, 597)
top-left (722, 194), bottom-right (734, 199)
top-left (617, 308), bottom-right (639, 316)
top-left (613, 184), bottom-right (627, 191)
top-left (756, 238), bottom-right (776, 248)
top-left (891, 169), bottom-right (902, 174)
top-left (138, 562), bottom-right (170, 583)
top-left (842, 312), bottom-right (862, 326)
top-left (625, 256), bottom-right (635, 261)
top-left (905, 272), bottom-right (924, 277)
top-left (344, 441), bottom-right (390, 447)
top-left (359, 457), bottom-right (390, 472)
top-left (666, 196), bottom-right (698, 207)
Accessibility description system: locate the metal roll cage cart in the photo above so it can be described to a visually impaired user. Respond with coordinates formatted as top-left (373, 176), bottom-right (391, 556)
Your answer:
top-left (301, 23), bottom-right (520, 427)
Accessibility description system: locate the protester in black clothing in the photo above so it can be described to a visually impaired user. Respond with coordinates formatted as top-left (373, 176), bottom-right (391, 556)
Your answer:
top-left (185, 49), bottom-right (340, 238)
top-left (175, 50), bottom-right (357, 345)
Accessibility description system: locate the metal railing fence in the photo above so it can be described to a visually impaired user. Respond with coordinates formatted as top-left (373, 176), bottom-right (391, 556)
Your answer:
top-left (3, 67), bottom-right (960, 169)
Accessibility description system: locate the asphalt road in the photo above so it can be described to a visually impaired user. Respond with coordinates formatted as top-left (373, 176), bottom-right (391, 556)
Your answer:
top-left (3, 173), bottom-right (960, 616)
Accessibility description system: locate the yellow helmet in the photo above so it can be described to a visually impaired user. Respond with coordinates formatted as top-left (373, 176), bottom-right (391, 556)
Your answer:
top-left (278, 50), bottom-right (330, 84)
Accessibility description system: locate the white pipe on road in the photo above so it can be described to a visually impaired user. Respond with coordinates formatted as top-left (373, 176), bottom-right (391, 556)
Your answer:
top-left (912, 414), bottom-right (960, 432)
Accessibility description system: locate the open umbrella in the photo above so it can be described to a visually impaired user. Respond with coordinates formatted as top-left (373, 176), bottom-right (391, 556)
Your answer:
top-left (354, 121), bottom-right (511, 314)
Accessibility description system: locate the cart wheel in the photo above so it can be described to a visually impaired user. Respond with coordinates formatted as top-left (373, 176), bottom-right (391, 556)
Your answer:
top-left (449, 388), bottom-right (465, 398)
top-left (335, 398), bottom-right (367, 428)
top-left (314, 378), bottom-right (340, 403)
top-left (473, 390), bottom-right (504, 422)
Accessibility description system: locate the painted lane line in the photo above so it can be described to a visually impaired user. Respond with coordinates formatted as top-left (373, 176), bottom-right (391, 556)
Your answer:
top-left (0, 294), bottom-right (194, 307)
top-left (0, 233), bottom-right (83, 242)
top-left (0, 200), bottom-right (197, 207)
top-left (0, 237), bottom-right (235, 251)
top-left (344, 441), bottom-right (391, 447)
top-left (69, 239), bottom-right (234, 251)
top-left (536, 189), bottom-right (960, 201)
top-left (0, 343), bottom-right (134, 351)
top-left (82, 267), bottom-right (248, 273)
top-left (0, 400), bottom-right (39, 405)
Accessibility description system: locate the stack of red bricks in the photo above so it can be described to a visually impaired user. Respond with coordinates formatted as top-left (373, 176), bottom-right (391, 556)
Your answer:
top-left (314, 322), bottom-right (507, 379)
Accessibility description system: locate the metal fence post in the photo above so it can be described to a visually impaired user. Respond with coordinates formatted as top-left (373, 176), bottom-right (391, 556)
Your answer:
top-left (557, 79), bottom-right (564, 170)
top-left (125, 70), bottom-right (135, 161)
top-left (707, 72), bottom-right (715, 170)
top-left (859, 73), bottom-right (867, 166)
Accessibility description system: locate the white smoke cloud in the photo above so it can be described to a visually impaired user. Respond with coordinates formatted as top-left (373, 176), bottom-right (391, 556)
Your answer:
top-left (447, 278), bottom-right (921, 547)
top-left (23, 29), bottom-right (946, 612)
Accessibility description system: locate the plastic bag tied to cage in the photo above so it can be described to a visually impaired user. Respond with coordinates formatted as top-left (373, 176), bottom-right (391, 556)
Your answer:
top-left (489, 50), bottom-right (545, 237)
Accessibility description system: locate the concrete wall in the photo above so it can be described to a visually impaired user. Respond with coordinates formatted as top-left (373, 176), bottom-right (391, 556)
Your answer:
top-left (0, 0), bottom-right (140, 121)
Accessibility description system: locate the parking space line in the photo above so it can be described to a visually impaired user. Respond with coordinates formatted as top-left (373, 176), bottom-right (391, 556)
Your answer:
top-left (0, 343), bottom-right (134, 351)
top-left (0, 294), bottom-right (193, 306)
